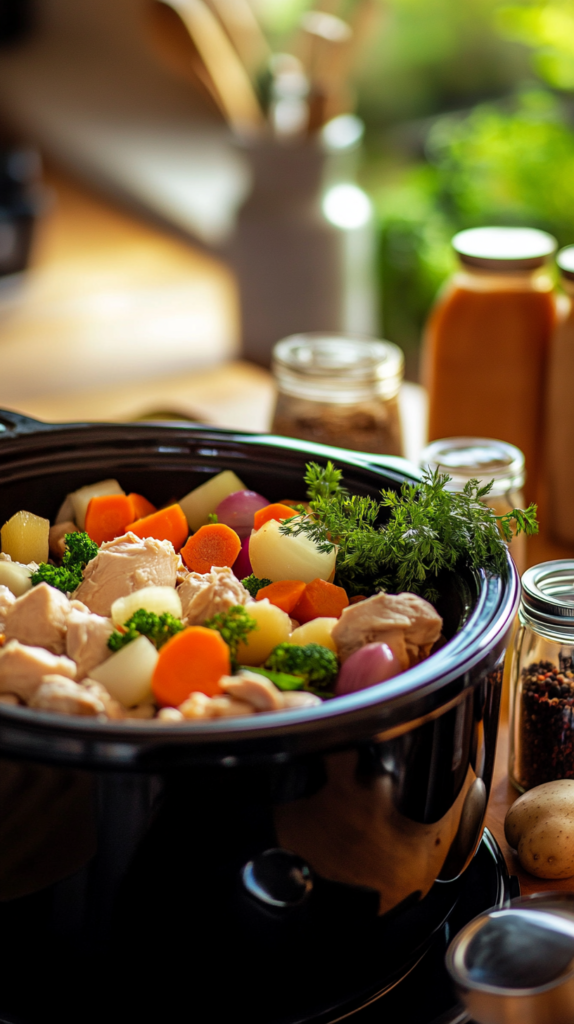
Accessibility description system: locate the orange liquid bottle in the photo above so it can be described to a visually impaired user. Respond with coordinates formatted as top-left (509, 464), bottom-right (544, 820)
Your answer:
top-left (423, 228), bottom-right (557, 503)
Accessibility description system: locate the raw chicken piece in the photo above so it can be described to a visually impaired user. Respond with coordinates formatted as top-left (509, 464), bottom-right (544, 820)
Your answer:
top-left (4, 583), bottom-right (71, 654)
top-left (66, 607), bottom-right (114, 680)
top-left (0, 585), bottom-right (16, 631)
top-left (220, 671), bottom-right (284, 711)
top-left (179, 565), bottom-right (251, 624)
top-left (29, 676), bottom-right (106, 716)
top-left (0, 641), bottom-right (76, 702)
top-left (73, 532), bottom-right (179, 616)
top-left (332, 592), bottom-right (443, 669)
top-left (49, 521), bottom-right (77, 559)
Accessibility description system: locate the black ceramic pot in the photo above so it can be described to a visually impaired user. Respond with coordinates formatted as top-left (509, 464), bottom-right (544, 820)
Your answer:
top-left (0, 412), bottom-right (519, 1024)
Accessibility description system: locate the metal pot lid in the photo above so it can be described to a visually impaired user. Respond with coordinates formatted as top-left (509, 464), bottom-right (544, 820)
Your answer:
top-left (446, 893), bottom-right (574, 1024)
top-left (521, 560), bottom-right (574, 629)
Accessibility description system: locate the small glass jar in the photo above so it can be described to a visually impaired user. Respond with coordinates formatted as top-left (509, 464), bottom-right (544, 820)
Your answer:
top-left (509, 560), bottom-right (574, 792)
top-left (270, 334), bottom-right (404, 455)
top-left (419, 436), bottom-right (527, 575)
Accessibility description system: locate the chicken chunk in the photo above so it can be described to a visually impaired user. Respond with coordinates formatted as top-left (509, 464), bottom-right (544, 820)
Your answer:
top-left (178, 691), bottom-right (254, 719)
top-left (220, 671), bottom-right (284, 711)
top-left (29, 676), bottom-right (106, 716)
top-left (332, 592), bottom-right (443, 669)
top-left (81, 679), bottom-right (125, 720)
top-left (178, 565), bottom-right (251, 625)
top-left (4, 583), bottom-right (71, 655)
top-left (66, 607), bottom-right (114, 680)
top-left (73, 532), bottom-right (179, 616)
top-left (0, 641), bottom-right (76, 702)
top-left (49, 520), bottom-right (78, 560)
top-left (0, 585), bottom-right (15, 632)
top-left (281, 691), bottom-right (322, 708)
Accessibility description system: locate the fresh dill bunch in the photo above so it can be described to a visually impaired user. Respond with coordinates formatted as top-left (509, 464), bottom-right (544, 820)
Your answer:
top-left (204, 604), bottom-right (256, 669)
top-left (241, 574), bottom-right (272, 598)
top-left (31, 531), bottom-right (99, 594)
top-left (305, 460), bottom-right (347, 501)
top-left (280, 464), bottom-right (538, 598)
top-left (108, 610), bottom-right (184, 652)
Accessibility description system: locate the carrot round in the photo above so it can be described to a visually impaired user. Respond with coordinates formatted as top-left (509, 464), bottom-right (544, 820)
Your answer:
top-left (253, 503), bottom-right (297, 531)
top-left (152, 626), bottom-right (230, 706)
top-left (128, 492), bottom-right (157, 520)
top-left (180, 523), bottom-right (241, 574)
top-left (292, 578), bottom-right (349, 624)
top-left (256, 579), bottom-right (306, 615)
top-left (85, 494), bottom-right (136, 546)
top-left (126, 504), bottom-right (188, 551)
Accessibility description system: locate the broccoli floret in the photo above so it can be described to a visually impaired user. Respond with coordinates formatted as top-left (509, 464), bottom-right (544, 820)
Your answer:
top-left (31, 531), bottom-right (99, 594)
top-left (108, 610), bottom-right (184, 652)
top-left (241, 666), bottom-right (305, 691)
top-left (265, 643), bottom-right (339, 691)
top-left (204, 604), bottom-right (256, 669)
top-left (242, 574), bottom-right (272, 598)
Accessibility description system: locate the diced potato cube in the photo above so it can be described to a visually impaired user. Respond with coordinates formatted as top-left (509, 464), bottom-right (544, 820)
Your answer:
top-left (179, 471), bottom-right (246, 532)
top-left (289, 617), bottom-right (338, 652)
top-left (236, 599), bottom-right (291, 666)
top-left (1, 510), bottom-right (49, 564)
top-left (0, 560), bottom-right (33, 597)
top-left (89, 635), bottom-right (158, 707)
top-left (111, 586), bottom-right (182, 626)
top-left (70, 479), bottom-right (125, 530)
top-left (249, 519), bottom-right (336, 584)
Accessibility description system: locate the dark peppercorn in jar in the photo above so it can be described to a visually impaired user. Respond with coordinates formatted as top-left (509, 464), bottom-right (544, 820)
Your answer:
top-left (509, 561), bottom-right (574, 791)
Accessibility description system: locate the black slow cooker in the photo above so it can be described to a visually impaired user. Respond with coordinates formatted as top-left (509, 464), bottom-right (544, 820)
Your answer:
top-left (0, 412), bottom-right (519, 1024)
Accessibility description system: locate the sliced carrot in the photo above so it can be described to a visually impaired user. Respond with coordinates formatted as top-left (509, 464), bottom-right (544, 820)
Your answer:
top-left (292, 578), bottom-right (349, 624)
top-left (85, 494), bottom-right (136, 546)
top-left (350, 595), bottom-right (367, 605)
top-left (127, 492), bottom-right (157, 520)
top-left (126, 504), bottom-right (189, 551)
top-left (253, 503), bottom-right (297, 531)
top-left (256, 579), bottom-right (306, 615)
top-left (180, 523), bottom-right (241, 574)
top-left (152, 626), bottom-right (230, 706)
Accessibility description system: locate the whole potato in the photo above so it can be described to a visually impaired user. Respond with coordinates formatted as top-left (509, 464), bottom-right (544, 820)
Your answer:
top-left (505, 779), bottom-right (574, 879)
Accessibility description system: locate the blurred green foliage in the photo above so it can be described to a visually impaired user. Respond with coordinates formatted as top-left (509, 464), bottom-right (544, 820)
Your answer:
top-left (369, 89), bottom-right (574, 375)
top-left (496, 2), bottom-right (574, 90)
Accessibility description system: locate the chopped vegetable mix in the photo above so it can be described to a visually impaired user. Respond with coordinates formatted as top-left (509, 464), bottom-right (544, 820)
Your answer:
top-left (242, 575), bottom-right (273, 598)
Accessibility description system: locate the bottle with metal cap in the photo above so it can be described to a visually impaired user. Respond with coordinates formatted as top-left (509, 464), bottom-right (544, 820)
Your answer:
top-left (545, 245), bottom-right (574, 544)
top-left (420, 436), bottom-right (526, 575)
top-left (422, 226), bottom-right (557, 503)
top-left (509, 559), bottom-right (574, 792)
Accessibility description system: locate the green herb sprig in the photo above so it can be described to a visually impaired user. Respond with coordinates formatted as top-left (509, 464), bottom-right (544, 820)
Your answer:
top-left (279, 461), bottom-right (538, 599)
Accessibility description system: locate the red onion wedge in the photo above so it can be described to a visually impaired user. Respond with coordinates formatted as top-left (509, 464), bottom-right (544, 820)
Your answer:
top-left (215, 490), bottom-right (269, 540)
top-left (335, 642), bottom-right (402, 696)
top-left (232, 536), bottom-right (253, 580)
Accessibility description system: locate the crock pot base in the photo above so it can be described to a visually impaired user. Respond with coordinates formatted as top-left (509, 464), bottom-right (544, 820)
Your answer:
top-left (0, 829), bottom-right (514, 1024)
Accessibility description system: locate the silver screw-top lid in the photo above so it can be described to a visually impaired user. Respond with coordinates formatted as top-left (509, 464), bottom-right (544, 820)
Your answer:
top-left (420, 437), bottom-right (525, 496)
top-left (447, 893), bottom-right (574, 1024)
top-left (452, 227), bottom-right (556, 271)
top-left (521, 560), bottom-right (574, 633)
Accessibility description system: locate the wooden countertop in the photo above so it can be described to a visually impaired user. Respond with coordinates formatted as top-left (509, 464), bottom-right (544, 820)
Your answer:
top-left (2, 164), bottom-right (574, 898)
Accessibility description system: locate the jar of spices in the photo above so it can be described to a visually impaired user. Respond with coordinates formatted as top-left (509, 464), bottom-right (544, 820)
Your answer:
top-left (509, 560), bottom-right (574, 792)
top-left (419, 436), bottom-right (527, 575)
top-left (270, 334), bottom-right (404, 455)
top-left (422, 227), bottom-right (557, 503)
top-left (545, 246), bottom-right (574, 544)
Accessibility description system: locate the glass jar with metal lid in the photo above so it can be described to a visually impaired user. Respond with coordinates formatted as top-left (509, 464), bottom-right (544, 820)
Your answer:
top-left (422, 226), bottom-right (557, 504)
top-left (270, 333), bottom-right (404, 455)
top-left (509, 560), bottom-right (574, 792)
top-left (420, 436), bottom-right (526, 574)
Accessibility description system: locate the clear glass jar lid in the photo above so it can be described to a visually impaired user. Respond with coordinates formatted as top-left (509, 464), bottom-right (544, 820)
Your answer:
top-left (272, 334), bottom-right (404, 403)
top-left (452, 227), bottom-right (557, 271)
top-left (557, 245), bottom-right (574, 282)
top-left (521, 560), bottom-right (574, 632)
top-left (420, 437), bottom-right (525, 495)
